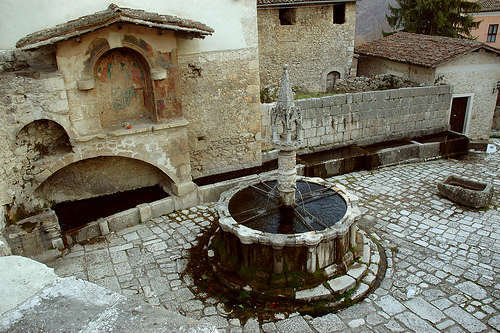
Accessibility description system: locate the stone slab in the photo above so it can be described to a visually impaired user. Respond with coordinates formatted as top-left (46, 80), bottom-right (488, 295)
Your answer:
top-left (455, 281), bottom-right (487, 300)
top-left (444, 306), bottom-right (488, 332)
top-left (0, 256), bottom-right (57, 315)
top-left (0, 274), bottom-right (214, 333)
top-left (347, 263), bottom-right (367, 281)
top-left (395, 311), bottom-right (439, 333)
top-left (404, 297), bottom-right (445, 324)
top-left (375, 295), bottom-right (405, 316)
top-left (310, 313), bottom-right (347, 332)
top-left (295, 284), bottom-right (332, 301)
top-left (275, 316), bottom-right (313, 333)
top-left (327, 275), bottom-right (356, 294)
top-left (351, 282), bottom-right (370, 301)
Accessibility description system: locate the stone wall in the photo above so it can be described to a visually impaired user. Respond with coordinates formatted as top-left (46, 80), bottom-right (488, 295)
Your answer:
top-left (357, 56), bottom-right (436, 85)
top-left (179, 47), bottom-right (262, 179)
top-left (261, 85), bottom-right (452, 152)
top-left (0, 61), bottom-right (71, 214)
top-left (357, 50), bottom-right (500, 141)
top-left (258, 3), bottom-right (356, 92)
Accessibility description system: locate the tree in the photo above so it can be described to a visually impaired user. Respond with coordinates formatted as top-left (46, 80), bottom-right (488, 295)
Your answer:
top-left (386, 0), bottom-right (482, 38)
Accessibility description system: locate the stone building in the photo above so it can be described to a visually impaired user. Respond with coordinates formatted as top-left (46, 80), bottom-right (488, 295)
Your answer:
top-left (257, 0), bottom-right (357, 92)
top-left (471, 0), bottom-right (500, 49)
top-left (356, 32), bottom-right (500, 142)
top-left (0, 1), bottom-right (260, 232)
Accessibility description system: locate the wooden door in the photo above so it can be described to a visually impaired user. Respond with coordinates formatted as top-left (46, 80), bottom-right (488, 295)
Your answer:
top-left (450, 97), bottom-right (468, 133)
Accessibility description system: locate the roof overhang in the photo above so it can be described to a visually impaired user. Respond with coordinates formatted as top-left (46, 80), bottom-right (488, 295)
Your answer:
top-left (356, 44), bottom-right (500, 69)
top-left (16, 4), bottom-right (214, 51)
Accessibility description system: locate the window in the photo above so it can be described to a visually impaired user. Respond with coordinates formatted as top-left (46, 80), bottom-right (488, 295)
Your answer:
top-left (333, 3), bottom-right (346, 24)
top-left (487, 24), bottom-right (498, 43)
top-left (279, 8), bottom-right (296, 25)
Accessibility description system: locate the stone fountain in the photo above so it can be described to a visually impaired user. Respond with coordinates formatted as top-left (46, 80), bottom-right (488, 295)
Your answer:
top-left (209, 66), bottom-right (381, 303)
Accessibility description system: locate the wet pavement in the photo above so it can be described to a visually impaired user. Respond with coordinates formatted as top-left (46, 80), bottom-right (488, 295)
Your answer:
top-left (54, 139), bottom-right (500, 332)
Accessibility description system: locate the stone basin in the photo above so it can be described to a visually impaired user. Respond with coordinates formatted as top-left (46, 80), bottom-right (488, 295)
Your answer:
top-left (437, 175), bottom-right (493, 208)
top-left (213, 174), bottom-right (361, 292)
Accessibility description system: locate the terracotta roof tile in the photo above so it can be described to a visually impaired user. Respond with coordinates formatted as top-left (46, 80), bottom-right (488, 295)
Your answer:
top-left (355, 32), bottom-right (500, 68)
top-left (16, 3), bottom-right (214, 50)
top-left (476, 0), bottom-right (500, 12)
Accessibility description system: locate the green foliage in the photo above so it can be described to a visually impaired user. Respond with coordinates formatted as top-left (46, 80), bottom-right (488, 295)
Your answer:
top-left (386, 0), bottom-right (481, 38)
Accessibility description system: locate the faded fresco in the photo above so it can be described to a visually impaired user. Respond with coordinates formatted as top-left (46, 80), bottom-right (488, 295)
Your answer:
top-left (95, 48), bottom-right (152, 128)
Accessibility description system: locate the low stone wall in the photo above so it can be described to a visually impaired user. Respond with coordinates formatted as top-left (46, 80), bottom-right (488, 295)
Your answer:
top-left (261, 85), bottom-right (452, 152)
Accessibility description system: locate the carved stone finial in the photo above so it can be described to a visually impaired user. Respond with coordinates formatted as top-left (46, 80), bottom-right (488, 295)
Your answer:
top-left (277, 64), bottom-right (295, 110)
top-left (271, 64), bottom-right (303, 150)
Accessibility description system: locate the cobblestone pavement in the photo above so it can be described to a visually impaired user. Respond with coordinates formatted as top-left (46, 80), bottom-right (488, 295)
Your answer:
top-left (55, 140), bottom-right (500, 332)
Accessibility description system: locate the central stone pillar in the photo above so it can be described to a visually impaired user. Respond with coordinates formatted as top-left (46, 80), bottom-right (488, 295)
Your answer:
top-left (271, 64), bottom-right (303, 207)
top-left (277, 149), bottom-right (296, 206)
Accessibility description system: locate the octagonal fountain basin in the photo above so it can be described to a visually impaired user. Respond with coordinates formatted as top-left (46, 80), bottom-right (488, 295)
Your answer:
top-left (212, 175), bottom-right (361, 294)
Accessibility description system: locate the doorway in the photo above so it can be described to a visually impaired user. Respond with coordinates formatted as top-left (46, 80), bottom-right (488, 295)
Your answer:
top-left (450, 95), bottom-right (472, 134)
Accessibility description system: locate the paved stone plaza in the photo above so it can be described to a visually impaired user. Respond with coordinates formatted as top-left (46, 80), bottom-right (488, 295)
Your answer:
top-left (54, 140), bottom-right (500, 332)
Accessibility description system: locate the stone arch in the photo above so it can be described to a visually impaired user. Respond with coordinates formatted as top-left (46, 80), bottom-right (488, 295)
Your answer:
top-left (35, 155), bottom-right (177, 204)
top-left (16, 119), bottom-right (73, 161)
top-left (14, 115), bottom-right (74, 142)
top-left (322, 67), bottom-right (344, 93)
top-left (80, 38), bottom-right (157, 87)
top-left (34, 151), bottom-right (180, 191)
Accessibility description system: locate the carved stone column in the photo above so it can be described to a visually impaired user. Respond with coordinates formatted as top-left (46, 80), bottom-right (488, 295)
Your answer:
top-left (271, 64), bottom-right (303, 206)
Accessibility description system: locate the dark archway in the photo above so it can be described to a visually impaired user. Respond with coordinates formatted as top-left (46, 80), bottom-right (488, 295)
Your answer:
top-left (35, 156), bottom-right (173, 233)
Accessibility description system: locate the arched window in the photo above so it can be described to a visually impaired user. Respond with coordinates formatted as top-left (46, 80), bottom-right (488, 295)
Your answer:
top-left (326, 71), bottom-right (341, 92)
top-left (94, 48), bottom-right (154, 128)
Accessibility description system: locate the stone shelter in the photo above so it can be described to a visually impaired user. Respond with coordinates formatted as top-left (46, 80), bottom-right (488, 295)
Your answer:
top-left (356, 32), bottom-right (500, 142)
top-left (257, 0), bottom-right (357, 92)
top-left (0, 1), bottom-right (261, 244)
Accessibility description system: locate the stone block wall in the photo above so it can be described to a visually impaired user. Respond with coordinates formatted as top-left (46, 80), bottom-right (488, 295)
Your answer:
top-left (258, 3), bottom-right (356, 92)
top-left (0, 62), bottom-right (71, 213)
top-left (261, 85), bottom-right (452, 152)
top-left (179, 47), bottom-right (262, 179)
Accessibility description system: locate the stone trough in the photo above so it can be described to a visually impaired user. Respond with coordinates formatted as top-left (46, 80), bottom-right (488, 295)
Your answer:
top-left (437, 175), bottom-right (493, 208)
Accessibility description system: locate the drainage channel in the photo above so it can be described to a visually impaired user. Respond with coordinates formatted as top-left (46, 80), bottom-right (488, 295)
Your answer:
top-left (53, 185), bottom-right (168, 234)
top-left (194, 131), bottom-right (469, 186)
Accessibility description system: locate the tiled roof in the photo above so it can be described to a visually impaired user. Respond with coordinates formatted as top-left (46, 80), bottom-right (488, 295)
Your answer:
top-left (257, 0), bottom-right (355, 7)
top-left (355, 32), bottom-right (500, 68)
top-left (16, 3), bottom-right (214, 50)
top-left (476, 0), bottom-right (500, 12)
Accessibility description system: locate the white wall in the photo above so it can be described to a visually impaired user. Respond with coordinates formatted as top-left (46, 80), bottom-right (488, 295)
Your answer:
top-left (436, 50), bottom-right (500, 140)
top-left (0, 0), bottom-right (257, 52)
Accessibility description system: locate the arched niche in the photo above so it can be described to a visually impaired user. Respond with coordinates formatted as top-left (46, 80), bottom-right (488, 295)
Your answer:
top-left (322, 67), bottom-right (344, 93)
top-left (326, 71), bottom-right (341, 93)
top-left (35, 156), bottom-right (175, 204)
top-left (16, 119), bottom-right (72, 161)
top-left (94, 47), bottom-right (156, 128)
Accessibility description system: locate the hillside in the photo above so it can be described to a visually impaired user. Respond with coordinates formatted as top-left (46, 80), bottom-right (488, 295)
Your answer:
top-left (356, 0), bottom-right (398, 45)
